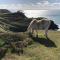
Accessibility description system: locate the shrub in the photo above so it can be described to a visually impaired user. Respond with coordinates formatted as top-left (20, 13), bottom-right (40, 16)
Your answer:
top-left (0, 32), bottom-right (33, 55)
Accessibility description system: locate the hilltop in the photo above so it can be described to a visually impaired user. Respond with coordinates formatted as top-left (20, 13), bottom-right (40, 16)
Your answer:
top-left (0, 10), bottom-right (29, 32)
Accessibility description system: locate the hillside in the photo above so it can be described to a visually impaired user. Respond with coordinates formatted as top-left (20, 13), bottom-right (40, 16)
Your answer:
top-left (0, 9), bottom-right (59, 60)
top-left (1, 31), bottom-right (60, 60)
top-left (0, 10), bottom-right (29, 32)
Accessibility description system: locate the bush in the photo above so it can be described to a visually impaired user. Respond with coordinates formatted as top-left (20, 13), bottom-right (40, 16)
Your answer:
top-left (0, 32), bottom-right (33, 55)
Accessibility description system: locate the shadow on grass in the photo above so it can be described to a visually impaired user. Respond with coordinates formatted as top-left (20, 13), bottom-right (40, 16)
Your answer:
top-left (29, 34), bottom-right (57, 47)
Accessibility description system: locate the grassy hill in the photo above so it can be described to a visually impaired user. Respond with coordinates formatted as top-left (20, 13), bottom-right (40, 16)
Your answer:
top-left (1, 30), bottom-right (60, 60)
top-left (0, 9), bottom-right (59, 60)
top-left (0, 10), bottom-right (30, 32)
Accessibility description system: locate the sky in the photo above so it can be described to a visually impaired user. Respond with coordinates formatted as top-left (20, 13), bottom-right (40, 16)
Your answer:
top-left (0, 0), bottom-right (60, 10)
top-left (24, 10), bottom-right (60, 17)
top-left (0, 0), bottom-right (60, 4)
top-left (24, 10), bottom-right (60, 25)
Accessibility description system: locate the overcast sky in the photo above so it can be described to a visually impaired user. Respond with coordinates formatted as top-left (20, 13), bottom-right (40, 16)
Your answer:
top-left (0, 0), bottom-right (60, 10)
top-left (0, 0), bottom-right (60, 4)
top-left (24, 10), bottom-right (60, 25)
top-left (24, 10), bottom-right (60, 17)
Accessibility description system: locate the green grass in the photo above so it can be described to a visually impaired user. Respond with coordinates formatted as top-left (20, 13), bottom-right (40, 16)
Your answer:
top-left (2, 30), bottom-right (60, 60)
top-left (0, 39), bottom-right (5, 47)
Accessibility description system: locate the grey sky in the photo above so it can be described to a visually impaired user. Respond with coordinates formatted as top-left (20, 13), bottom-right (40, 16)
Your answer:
top-left (24, 10), bottom-right (60, 25)
top-left (0, 0), bottom-right (60, 10)
top-left (0, 0), bottom-right (60, 4)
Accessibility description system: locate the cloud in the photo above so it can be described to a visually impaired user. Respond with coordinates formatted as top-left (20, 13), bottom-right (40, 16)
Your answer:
top-left (35, 1), bottom-right (60, 10)
top-left (24, 10), bottom-right (60, 18)
top-left (0, 1), bottom-right (60, 11)
top-left (0, 4), bottom-right (23, 12)
top-left (24, 10), bottom-right (48, 18)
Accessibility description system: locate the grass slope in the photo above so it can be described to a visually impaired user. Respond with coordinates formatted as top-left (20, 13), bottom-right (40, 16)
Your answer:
top-left (0, 12), bottom-right (28, 32)
top-left (2, 30), bottom-right (60, 60)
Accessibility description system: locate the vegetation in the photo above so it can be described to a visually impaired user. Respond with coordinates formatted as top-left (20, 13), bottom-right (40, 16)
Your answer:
top-left (0, 9), bottom-right (28, 32)
top-left (0, 31), bottom-right (59, 60)
top-left (0, 32), bottom-right (33, 60)
top-left (0, 9), bottom-right (59, 60)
